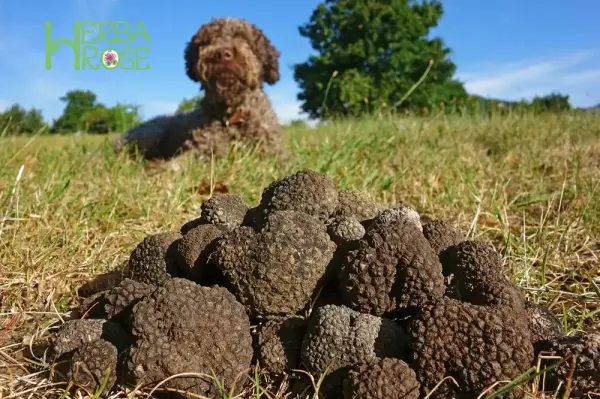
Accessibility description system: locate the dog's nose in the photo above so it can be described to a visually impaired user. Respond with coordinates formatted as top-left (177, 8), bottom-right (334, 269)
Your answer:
top-left (221, 49), bottom-right (233, 61)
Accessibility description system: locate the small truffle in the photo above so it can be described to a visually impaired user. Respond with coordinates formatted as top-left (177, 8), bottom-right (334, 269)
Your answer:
top-left (104, 278), bottom-right (156, 332)
top-left (68, 339), bottom-right (118, 394)
top-left (258, 170), bottom-right (339, 222)
top-left (338, 216), bottom-right (445, 316)
top-left (52, 319), bottom-right (105, 357)
top-left (409, 298), bottom-right (533, 399)
top-left (175, 223), bottom-right (228, 283)
top-left (333, 189), bottom-right (381, 222)
top-left (535, 333), bottom-right (600, 396)
top-left (301, 305), bottom-right (407, 377)
top-left (180, 217), bottom-right (204, 234)
top-left (127, 232), bottom-right (182, 285)
top-left (213, 210), bottom-right (336, 317)
top-left (343, 358), bottom-right (421, 399)
top-left (327, 216), bottom-right (366, 245)
top-left (255, 317), bottom-right (308, 375)
top-left (525, 300), bottom-right (564, 343)
top-left (128, 278), bottom-right (253, 397)
top-left (200, 194), bottom-right (248, 229)
top-left (366, 205), bottom-right (422, 232)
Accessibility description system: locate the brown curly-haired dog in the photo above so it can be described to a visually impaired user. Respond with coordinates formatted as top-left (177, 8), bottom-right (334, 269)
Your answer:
top-left (114, 17), bottom-right (285, 160)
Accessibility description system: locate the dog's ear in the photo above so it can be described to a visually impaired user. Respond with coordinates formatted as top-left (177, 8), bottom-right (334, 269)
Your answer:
top-left (250, 25), bottom-right (280, 85)
top-left (184, 35), bottom-right (201, 82)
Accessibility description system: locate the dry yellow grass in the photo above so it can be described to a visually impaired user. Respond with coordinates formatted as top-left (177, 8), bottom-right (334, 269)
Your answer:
top-left (0, 112), bottom-right (599, 398)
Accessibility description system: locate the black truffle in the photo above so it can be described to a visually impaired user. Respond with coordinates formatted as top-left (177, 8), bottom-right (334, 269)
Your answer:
top-left (301, 305), bottom-right (407, 377)
top-left (174, 223), bottom-right (228, 283)
top-left (127, 232), bottom-right (181, 285)
top-left (52, 319), bottom-right (105, 357)
top-left (255, 317), bottom-right (308, 375)
top-left (343, 357), bottom-right (421, 399)
top-left (422, 219), bottom-right (466, 264)
top-left (525, 300), bottom-right (564, 343)
top-left (333, 189), bottom-right (381, 222)
top-left (128, 278), bottom-right (253, 397)
top-left (212, 210), bottom-right (336, 317)
top-left (408, 297), bottom-right (533, 399)
top-left (535, 333), bottom-right (600, 397)
top-left (327, 216), bottom-right (366, 245)
top-left (365, 205), bottom-right (422, 232)
top-left (338, 215), bottom-right (445, 316)
top-left (104, 278), bottom-right (156, 331)
top-left (258, 170), bottom-right (339, 222)
top-left (443, 240), bottom-right (527, 312)
top-left (199, 193), bottom-right (249, 229)
top-left (68, 339), bottom-right (118, 394)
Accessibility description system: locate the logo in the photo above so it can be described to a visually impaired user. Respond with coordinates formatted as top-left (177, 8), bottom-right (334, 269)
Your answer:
top-left (45, 21), bottom-right (150, 71)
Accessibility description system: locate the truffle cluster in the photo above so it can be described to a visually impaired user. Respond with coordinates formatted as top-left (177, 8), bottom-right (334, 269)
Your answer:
top-left (49, 170), bottom-right (598, 398)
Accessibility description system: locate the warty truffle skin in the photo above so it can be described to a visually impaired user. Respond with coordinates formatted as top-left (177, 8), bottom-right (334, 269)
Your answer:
top-left (525, 300), bottom-right (564, 343)
top-left (301, 304), bottom-right (407, 377)
top-left (535, 333), bottom-right (600, 397)
top-left (343, 357), bottom-right (421, 399)
top-left (255, 317), bottom-right (308, 375)
top-left (442, 240), bottom-right (527, 312)
top-left (200, 193), bottom-right (249, 229)
top-left (327, 216), bottom-right (366, 245)
top-left (338, 215), bottom-right (446, 316)
top-left (408, 297), bottom-right (534, 399)
top-left (332, 189), bottom-right (381, 222)
top-left (127, 232), bottom-right (182, 286)
top-left (174, 223), bottom-right (228, 283)
top-left (52, 319), bottom-right (106, 358)
top-left (365, 205), bottom-right (422, 232)
top-left (422, 219), bottom-right (466, 262)
top-left (212, 210), bottom-right (336, 317)
top-left (257, 170), bottom-right (339, 223)
top-left (68, 339), bottom-right (118, 394)
top-left (128, 278), bottom-right (253, 397)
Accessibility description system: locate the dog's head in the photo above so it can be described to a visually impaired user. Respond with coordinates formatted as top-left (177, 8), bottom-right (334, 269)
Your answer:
top-left (184, 18), bottom-right (280, 104)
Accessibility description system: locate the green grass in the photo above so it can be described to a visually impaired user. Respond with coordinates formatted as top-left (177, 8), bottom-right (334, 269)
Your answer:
top-left (1, 112), bottom-right (599, 398)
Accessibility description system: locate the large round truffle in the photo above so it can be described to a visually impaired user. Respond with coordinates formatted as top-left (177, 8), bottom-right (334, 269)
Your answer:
top-left (408, 298), bottom-right (533, 399)
top-left (338, 215), bottom-right (445, 316)
top-left (174, 223), bottom-right (228, 283)
top-left (258, 170), bottom-right (339, 222)
top-left (255, 317), bottom-right (308, 375)
top-left (128, 278), bottom-right (253, 397)
top-left (333, 189), bottom-right (380, 222)
top-left (212, 210), bottom-right (336, 317)
top-left (127, 232), bottom-right (181, 286)
top-left (200, 193), bottom-right (248, 229)
top-left (535, 333), bottom-right (600, 396)
top-left (343, 357), bottom-right (421, 399)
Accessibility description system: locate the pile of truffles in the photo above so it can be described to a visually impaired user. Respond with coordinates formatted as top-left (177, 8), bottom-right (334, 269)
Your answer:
top-left (50, 171), bottom-right (599, 398)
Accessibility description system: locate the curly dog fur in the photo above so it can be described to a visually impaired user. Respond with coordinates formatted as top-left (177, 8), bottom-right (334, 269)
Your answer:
top-left (114, 17), bottom-right (285, 160)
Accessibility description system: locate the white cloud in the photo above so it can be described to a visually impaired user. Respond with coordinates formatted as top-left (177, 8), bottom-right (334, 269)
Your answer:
top-left (266, 82), bottom-right (310, 124)
top-left (457, 50), bottom-right (600, 106)
top-left (0, 99), bottom-right (10, 111)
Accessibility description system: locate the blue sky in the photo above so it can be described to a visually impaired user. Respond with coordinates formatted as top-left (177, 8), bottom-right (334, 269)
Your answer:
top-left (1, 0), bottom-right (599, 124)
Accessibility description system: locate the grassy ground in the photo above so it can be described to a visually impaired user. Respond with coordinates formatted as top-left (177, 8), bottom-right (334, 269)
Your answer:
top-left (1, 112), bottom-right (599, 398)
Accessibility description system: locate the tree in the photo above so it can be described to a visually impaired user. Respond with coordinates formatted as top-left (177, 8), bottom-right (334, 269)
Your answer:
top-left (51, 90), bottom-right (98, 133)
top-left (293, 0), bottom-right (468, 119)
top-left (531, 92), bottom-right (571, 113)
top-left (0, 103), bottom-right (46, 135)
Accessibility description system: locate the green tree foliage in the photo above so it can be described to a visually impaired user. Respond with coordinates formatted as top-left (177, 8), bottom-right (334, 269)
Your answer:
top-left (176, 95), bottom-right (204, 114)
top-left (0, 104), bottom-right (47, 136)
top-left (51, 90), bottom-right (98, 133)
top-left (50, 90), bottom-right (143, 134)
top-left (293, 0), bottom-right (468, 119)
top-left (531, 92), bottom-right (572, 113)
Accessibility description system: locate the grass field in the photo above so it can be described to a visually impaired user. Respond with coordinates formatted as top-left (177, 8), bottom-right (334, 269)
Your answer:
top-left (1, 112), bottom-right (599, 397)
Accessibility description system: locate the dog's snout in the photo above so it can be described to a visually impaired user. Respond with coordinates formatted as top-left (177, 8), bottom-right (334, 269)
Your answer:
top-left (221, 49), bottom-right (233, 61)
